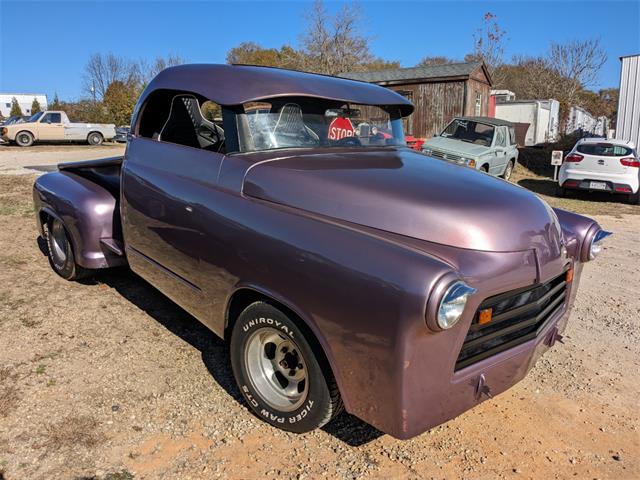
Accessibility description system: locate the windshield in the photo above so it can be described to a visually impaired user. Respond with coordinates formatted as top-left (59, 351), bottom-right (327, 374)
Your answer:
top-left (441, 119), bottom-right (495, 147)
top-left (235, 99), bottom-right (405, 153)
top-left (28, 112), bottom-right (44, 123)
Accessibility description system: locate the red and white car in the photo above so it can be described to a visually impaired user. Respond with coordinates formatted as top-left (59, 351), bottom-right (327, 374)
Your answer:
top-left (558, 138), bottom-right (639, 203)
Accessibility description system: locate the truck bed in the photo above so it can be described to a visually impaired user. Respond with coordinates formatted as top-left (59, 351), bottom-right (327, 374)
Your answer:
top-left (57, 156), bottom-right (122, 197)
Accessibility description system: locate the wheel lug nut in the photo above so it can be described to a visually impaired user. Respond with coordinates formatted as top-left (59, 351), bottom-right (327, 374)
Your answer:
top-left (279, 360), bottom-right (287, 367)
top-left (297, 363), bottom-right (303, 369)
top-left (288, 370), bottom-right (296, 376)
top-left (281, 347), bottom-right (288, 353)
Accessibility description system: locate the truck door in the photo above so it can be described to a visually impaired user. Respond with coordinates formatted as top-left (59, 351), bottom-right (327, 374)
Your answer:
top-left (38, 112), bottom-right (64, 140)
top-left (121, 93), bottom-right (225, 323)
top-left (492, 126), bottom-right (508, 174)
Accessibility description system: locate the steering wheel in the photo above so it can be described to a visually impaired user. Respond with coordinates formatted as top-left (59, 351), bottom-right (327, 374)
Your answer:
top-left (335, 136), bottom-right (362, 147)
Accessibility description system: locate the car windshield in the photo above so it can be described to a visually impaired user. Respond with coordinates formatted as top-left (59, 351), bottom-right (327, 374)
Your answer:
top-left (577, 142), bottom-right (634, 157)
top-left (234, 99), bottom-right (405, 153)
top-left (441, 119), bottom-right (495, 147)
top-left (28, 112), bottom-right (44, 123)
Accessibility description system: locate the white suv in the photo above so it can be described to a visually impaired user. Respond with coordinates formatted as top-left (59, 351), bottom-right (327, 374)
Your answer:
top-left (558, 138), bottom-right (639, 204)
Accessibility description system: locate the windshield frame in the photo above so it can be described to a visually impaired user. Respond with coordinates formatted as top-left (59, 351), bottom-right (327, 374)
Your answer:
top-left (28, 112), bottom-right (44, 123)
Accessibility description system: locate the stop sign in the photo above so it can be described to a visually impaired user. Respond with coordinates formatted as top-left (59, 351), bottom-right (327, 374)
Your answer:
top-left (328, 117), bottom-right (355, 140)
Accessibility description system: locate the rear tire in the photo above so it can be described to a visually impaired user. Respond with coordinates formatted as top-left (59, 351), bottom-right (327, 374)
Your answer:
top-left (87, 132), bottom-right (103, 146)
top-left (628, 191), bottom-right (640, 205)
top-left (15, 131), bottom-right (34, 147)
top-left (43, 217), bottom-right (92, 280)
top-left (230, 301), bottom-right (343, 433)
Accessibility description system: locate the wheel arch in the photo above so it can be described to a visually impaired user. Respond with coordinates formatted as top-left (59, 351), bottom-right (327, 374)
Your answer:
top-left (15, 129), bottom-right (36, 142)
top-left (224, 285), bottom-right (347, 408)
top-left (87, 130), bottom-right (104, 140)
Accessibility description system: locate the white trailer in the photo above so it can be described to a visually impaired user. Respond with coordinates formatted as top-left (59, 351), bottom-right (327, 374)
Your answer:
top-left (565, 106), bottom-right (597, 135)
top-left (494, 99), bottom-right (560, 146)
top-left (616, 54), bottom-right (640, 148)
top-left (0, 93), bottom-right (48, 117)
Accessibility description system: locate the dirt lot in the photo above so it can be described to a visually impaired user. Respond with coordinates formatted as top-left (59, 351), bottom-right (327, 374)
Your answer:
top-left (0, 147), bottom-right (638, 479)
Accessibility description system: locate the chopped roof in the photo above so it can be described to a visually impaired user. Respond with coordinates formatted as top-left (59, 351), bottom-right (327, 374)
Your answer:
top-left (340, 62), bottom-right (486, 84)
top-left (139, 64), bottom-right (414, 116)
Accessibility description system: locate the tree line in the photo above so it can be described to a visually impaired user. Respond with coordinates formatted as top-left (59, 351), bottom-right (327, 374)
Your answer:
top-left (46, 1), bottom-right (615, 129)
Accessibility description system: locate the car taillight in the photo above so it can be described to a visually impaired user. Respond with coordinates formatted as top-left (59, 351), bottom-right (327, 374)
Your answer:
top-left (620, 157), bottom-right (640, 167)
top-left (564, 153), bottom-right (583, 163)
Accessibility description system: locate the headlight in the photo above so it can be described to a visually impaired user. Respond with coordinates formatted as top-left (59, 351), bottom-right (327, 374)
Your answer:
top-left (588, 230), bottom-right (612, 260)
top-left (436, 281), bottom-right (477, 329)
top-left (464, 158), bottom-right (476, 168)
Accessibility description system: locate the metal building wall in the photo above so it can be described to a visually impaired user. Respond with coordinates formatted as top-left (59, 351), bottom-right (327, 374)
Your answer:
top-left (615, 54), bottom-right (640, 148)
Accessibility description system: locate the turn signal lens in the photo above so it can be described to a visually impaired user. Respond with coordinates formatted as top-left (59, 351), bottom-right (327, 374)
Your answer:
top-left (566, 266), bottom-right (574, 283)
top-left (478, 308), bottom-right (493, 325)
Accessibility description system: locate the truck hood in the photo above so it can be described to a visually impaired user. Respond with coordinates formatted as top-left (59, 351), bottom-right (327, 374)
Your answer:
top-left (424, 136), bottom-right (491, 157)
top-left (243, 148), bottom-right (561, 253)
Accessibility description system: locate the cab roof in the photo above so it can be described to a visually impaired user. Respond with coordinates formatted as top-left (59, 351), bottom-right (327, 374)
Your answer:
top-left (140, 64), bottom-right (414, 116)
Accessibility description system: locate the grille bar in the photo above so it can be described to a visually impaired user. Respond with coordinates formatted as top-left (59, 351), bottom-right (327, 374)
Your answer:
top-left (455, 271), bottom-right (568, 371)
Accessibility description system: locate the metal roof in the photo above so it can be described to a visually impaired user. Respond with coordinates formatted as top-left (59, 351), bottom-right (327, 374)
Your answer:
top-left (139, 64), bottom-right (414, 116)
top-left (456, 116), bottom-right (515, 127)
top-left (340, 62), bottom-right (485, 84)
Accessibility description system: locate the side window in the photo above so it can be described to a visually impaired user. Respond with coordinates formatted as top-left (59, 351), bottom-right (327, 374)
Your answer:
top-left (42, 112), bottom-right (61, 123)
top-left (137, 91), bottom-right (225, 153)
top-left (509, 127), bottom-right (516, 146)
top-left (495, 128), bottom-right (506, 147)
top-left (474, 92), bottom-right (482, 116)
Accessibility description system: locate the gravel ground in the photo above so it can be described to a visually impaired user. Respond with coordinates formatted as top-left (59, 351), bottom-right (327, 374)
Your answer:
top-left (0, 158), bottom-right (638, 479)
top-left (0, 144), bottom-right (125, 175)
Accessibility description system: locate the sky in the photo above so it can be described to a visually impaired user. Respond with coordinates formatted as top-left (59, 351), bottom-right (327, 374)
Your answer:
top-left (1, 0), bottom-right (638, 100)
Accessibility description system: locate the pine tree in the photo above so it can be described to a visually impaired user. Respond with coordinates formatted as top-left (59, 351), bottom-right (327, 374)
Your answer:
top-left (51, 92), bottom-right (62, 110)
top-left (31, 97), bottom-right (42, 115)
top-left (10, 97), bottom-right (23, 117)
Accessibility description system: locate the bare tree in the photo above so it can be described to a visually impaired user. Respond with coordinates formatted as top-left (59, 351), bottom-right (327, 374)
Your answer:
top-left (300, 0), bottom-right (395, 75)
top-left (547, 38), bottom-right (607, 107)
top-left (416, 56), bottom-right (457, 67)
top-left (82, 53), bottom-right (136, 100)
top-left (134, 54), bottom-right (185, 86)
top-left (467, 12), bottom-right (507, 87)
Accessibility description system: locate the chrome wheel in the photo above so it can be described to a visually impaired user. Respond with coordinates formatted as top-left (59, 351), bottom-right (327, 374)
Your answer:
top-left (49, 219), bottom-right (68, 269)
top-left (244, 327), bottom-right (308, 412)
top-left (503, 161), bottom-right (513, 181)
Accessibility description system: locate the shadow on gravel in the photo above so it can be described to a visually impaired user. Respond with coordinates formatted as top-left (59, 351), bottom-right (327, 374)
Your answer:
top-left (83, 267), bottom-right (384, 447)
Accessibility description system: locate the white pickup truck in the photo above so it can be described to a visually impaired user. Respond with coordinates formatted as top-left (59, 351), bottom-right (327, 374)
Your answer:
top-left (0, 111), bottom-right (116, 147)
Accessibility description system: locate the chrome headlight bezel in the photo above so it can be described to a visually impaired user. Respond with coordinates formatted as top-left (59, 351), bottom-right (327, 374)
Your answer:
top-left (426, 275), bottom-right (477, 331)
top-left (588, 229), bottom-right (612, 260)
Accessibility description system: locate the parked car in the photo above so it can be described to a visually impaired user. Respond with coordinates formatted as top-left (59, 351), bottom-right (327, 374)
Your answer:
top-left (0, 115), bottom-right (30, 126)
top-left (33, 64), bottom-right (609, 440)
top-left (0, 110), bottom-right (115, 147)
top-left (558, 138), bottom-right (639, 203)
top-left (422, 117), bottom-right (519, 180)
top-left (114, 126), bottom-right (130, 143)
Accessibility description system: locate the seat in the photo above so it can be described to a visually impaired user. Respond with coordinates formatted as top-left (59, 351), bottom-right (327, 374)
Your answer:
top-left (159, 95), bottom-right (225, 152)
top-left (272, 103), bottom-right (319, 144)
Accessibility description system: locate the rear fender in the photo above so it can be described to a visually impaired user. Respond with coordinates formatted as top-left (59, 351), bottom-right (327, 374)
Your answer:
top-left (33, 171), bottom-right (126, 269)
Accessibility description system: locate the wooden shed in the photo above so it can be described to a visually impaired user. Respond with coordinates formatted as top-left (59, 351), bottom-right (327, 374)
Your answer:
top-left (341, 62), bottom-right (492, 139)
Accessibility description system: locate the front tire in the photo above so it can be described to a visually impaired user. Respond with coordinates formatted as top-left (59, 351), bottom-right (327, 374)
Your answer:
top-left (43, 217), bottom-right (92, 280)
top-left (230, 301), bottom-right (342, 433)
top-left (87, 132), bottom-right (103, 146)
top-left (501, 160), bottom-right (514, 181)
top-left (15, 131), bottom-right (34, 147)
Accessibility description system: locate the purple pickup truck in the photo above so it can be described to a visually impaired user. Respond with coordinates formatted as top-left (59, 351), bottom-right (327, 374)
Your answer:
top-left (33, 64), bottom-right (610, 439)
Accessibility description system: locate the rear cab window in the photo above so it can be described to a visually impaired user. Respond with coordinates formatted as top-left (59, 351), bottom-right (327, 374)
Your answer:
top-left (577, 143), bottom-right (634, 157)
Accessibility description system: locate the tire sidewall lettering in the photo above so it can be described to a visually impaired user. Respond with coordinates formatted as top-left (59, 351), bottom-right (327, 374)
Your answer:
top-left (241, 316), bottom-right (294, 338)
